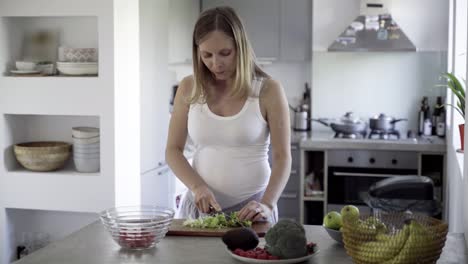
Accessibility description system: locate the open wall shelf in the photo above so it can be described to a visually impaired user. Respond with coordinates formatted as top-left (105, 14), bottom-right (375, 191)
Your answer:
top-left (0, 16), bottom-right (98, 77)
top-left (2, 114), bottom-right (100, 173)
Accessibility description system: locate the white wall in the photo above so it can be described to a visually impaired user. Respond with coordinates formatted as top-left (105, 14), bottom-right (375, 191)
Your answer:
top-left (139, 0), bottom-right (172, 206)
top-left (6, 209), bottom-right (97, 261)
top-left (312, 0), bottom-right (449, 135)
top-left (262, 62), bottom-right (312, 107)
top-left (114, 0), bottom-right (141, 206)
top-left (312, 52), bottom-right (446, 134)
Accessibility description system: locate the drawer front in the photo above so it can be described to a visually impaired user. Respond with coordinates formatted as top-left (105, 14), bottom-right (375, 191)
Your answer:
top-left (277, 196), bottom-right (300, 221)
top-left (290, 143), bottom-right (300, 168)
top-left (283, 167), bottom-right (299, 192)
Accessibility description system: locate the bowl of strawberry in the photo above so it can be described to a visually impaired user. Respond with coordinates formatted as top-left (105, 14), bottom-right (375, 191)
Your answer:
top-left (100, 205), bottom-right (174, 250)
top-left (227, 243), bottom-right (318, 264)
top-left (222, 219), bottom-right (319, 263)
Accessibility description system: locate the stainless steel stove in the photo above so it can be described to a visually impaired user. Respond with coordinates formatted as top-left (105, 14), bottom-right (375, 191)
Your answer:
top-left (334, 129), bottom-right (401, 140)
top-left (368, 129), bottom-right (400, 140)
top-left (334, 131), bottom-right (367, 139)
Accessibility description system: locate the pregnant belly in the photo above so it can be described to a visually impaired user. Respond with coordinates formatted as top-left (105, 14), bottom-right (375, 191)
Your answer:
top-left (193, 147), bottom-right (270, 206)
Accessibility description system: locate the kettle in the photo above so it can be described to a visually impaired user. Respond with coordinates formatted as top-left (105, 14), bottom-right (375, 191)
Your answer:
top-left (290, 104), bottom-right (309, 131)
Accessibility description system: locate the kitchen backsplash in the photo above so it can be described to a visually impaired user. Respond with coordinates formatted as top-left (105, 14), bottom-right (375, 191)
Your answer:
top-left (312, 51), bottom-right (447, 136)
top-left (169, 51), bottom-right (446, 138)
top-left (169, 61), bottom-right (312, 109)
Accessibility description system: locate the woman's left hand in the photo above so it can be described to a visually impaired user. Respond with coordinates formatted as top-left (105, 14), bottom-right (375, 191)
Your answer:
top-left (238, 201), bottom-right (272, 222)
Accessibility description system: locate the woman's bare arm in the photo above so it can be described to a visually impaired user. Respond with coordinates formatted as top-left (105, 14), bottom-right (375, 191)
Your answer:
top-left (165, 76), bottom-right (221, 213)
top-left (260, 79), bottom-right (292, 210)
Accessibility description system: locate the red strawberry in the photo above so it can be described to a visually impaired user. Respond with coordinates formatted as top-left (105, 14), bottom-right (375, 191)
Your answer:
top-left (233, 248), bottom-right (244, 255)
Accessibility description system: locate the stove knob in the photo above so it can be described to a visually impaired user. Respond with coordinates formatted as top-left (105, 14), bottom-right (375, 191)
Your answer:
top-left (369, 158), bottom-right (376, 164)
top-left (392, 159), bottom-right (398, 165)
top-left (347, 157), bottom-right (354, 163)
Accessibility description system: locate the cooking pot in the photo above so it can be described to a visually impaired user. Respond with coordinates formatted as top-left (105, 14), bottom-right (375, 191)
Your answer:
top-left (313, 112), bottom-right (368, 135)
top-left (369, 113), bottom-right (407, 132)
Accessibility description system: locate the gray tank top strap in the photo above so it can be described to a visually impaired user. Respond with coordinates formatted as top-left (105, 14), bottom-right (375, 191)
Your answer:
top-left (251, 77), bottom-right (265, 97)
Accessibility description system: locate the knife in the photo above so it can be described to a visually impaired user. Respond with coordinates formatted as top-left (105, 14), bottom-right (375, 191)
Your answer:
top-left (208, 206), bottom-right (232, 221)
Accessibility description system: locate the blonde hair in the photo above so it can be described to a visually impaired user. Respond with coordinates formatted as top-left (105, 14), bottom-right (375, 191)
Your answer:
top-left (190, 6), bottom-right (269, 104)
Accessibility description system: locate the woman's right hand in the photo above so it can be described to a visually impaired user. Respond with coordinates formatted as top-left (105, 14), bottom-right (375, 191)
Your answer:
top-left (192, 185), bottom-right (221, 213)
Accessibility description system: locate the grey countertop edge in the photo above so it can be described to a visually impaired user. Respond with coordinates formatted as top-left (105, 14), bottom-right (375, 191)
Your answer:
top-left (291, 131), bottom-right (447, 153)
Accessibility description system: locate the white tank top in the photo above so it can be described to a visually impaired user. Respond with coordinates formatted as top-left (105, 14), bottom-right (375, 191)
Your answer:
top-left (187, 77), bottom-right (271, 208)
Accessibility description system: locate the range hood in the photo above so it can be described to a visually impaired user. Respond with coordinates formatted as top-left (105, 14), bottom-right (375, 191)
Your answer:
top-left (328, 0), bottom-right (416, 52)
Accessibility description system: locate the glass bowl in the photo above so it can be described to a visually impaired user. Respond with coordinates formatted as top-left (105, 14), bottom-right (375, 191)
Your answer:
top-left (100, 205), bottom-right (175, 250)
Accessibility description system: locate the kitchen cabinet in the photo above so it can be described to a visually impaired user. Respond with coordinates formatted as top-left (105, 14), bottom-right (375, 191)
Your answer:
top-left (202, 0), bottom-right (311, 61)
top-left (298, 146), bottom-right (446, 225)
top-left (301, 150), bottom-right (326, 225)
top-left (202, 0), bottom-right (281, 60)
top-left (420, 154), bottom-right (445, 219)
top-left (169, 0), bottom-right (200, 64)
top-left (277, 143), bottom-right (301, 222)
top-left (279, 0), bottom-right (312, 61)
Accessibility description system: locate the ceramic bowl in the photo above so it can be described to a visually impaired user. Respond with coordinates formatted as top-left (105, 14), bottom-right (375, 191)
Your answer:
top-left (14, 141), bottom-right (71, 171)
top-left (323, 226), bottom-right (343, 244)
top-left (16, 61), bottom-right (37, 71)
top-left (72, 127), bottom-right (100, 138)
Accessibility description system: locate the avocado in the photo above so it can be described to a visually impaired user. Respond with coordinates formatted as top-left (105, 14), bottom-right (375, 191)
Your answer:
top-left (222, 227), bottom-right (259, 250)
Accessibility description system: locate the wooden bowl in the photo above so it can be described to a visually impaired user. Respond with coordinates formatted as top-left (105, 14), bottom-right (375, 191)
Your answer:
top-left (14, 141), bottom-right (71, 172)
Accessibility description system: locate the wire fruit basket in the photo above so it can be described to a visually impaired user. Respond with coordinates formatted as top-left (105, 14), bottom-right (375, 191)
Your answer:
top-left (342, 212), bottom-right (448, 264)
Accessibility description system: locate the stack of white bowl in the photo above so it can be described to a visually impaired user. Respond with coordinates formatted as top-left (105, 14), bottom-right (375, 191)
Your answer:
top-left (72, 127), bottom-right (100, 172)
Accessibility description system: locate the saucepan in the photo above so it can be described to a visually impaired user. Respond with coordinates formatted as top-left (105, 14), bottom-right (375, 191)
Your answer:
top-left (369, 113), bottom-right (407, 132)
top-left (312, 112), bottom-right (368, 135)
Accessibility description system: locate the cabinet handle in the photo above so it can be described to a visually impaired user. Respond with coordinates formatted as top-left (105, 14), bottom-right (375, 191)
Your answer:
top-left (257, 57), bottom-right (277, 61)
top-left (157, 167), bottom-right (171, 176)
top-left (280, 192), bottom-right (298, 199)
top-left (291, 169), bottom-right (298, 175)
top-left (333, 172), bottom-right (401, 178)
top-left (291, 145), bottom-right (298, 150)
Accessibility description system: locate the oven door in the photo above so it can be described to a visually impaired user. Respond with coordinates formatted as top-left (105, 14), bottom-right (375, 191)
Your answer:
top-left (327, 166), bottom-right (418, 206)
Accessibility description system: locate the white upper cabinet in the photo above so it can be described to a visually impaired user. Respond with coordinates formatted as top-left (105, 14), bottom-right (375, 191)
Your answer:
top-left (202, 0), bottom-right (311, 61)
top-left (169, 0), bottom-right (200, 64)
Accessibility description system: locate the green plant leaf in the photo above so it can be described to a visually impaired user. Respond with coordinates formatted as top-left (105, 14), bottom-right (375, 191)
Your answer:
top-left (440, 73), bottom-right (466, 117)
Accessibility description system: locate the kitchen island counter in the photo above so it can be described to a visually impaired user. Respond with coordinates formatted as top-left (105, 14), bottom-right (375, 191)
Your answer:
top-left (292, 131), bottom-right (446, 153)
top-left (13, 221), bottom-right (466, 264)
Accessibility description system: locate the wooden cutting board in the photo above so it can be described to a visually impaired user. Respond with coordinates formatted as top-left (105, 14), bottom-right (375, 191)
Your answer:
top-left (166, 219), bottom-right (271, 237)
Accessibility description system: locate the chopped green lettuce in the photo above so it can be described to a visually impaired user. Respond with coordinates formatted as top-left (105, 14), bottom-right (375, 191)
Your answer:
top-left (183, 212), bottom-right (252, 229)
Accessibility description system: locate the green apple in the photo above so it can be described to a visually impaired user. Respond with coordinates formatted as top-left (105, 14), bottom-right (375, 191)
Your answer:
top-left (323, 211), bottom-right (342, 230)
top-left (341, 205), bottom-right (360, 223)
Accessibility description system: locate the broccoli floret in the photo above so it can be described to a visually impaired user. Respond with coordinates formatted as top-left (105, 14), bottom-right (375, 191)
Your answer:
top-left (265, 219), bottom-right (307, 259)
